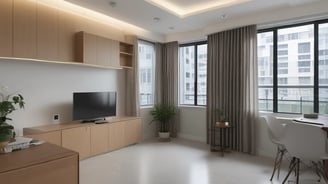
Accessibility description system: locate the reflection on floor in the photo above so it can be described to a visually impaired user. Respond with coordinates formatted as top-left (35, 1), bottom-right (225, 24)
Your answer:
top-left (80, 138), bottom-right (325, 184)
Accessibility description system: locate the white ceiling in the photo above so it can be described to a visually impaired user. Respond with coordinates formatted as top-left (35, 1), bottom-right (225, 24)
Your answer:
top-left (64, 0), bottom-right (322, 35)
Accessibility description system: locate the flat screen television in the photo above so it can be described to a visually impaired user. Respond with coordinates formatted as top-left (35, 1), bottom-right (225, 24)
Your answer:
top-left (73, 91), bottom-right (116, 123)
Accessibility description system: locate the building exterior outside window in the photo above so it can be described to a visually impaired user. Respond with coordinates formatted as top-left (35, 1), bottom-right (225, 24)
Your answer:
top-left (179, 42), bottom-right (207, 106)
top-left (258, 20), bottom-right (328, 114)
top-left (138, 40), bottom-right (155, 106)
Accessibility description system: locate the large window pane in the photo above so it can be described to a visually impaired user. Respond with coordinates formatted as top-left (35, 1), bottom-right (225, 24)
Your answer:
top-left (197, 44), bottom-right (207, 105)
top-left (319, 23), bottom-right (328, 113)
top-left (138, 40), bottom-right (155, 106)
top-left (277, 87), bottom-right (313, 113)
top-left (179, 46), bottom-right (195, 105)
top-left (277, 24), bottom-right (314, 113)
top-left (179, 42), bottom-right (207, 106)
top-left (258, 32), bottom-right (273, 111)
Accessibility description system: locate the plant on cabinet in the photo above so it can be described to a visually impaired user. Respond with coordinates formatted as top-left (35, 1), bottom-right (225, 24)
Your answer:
top-left (0, 85), bottom-right (25, 151)
top-left (150, 104), bottom-right (176, 141)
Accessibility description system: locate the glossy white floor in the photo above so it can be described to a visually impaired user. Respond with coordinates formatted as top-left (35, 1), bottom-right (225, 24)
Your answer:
top-left (80, 138), bottom-right (325, 184)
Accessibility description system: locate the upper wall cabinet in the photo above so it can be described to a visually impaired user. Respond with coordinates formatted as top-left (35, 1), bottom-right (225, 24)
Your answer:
top-left (0, 0), bottom-right (13, 57)
top-left (13, 0), bottom-right (37, 59)
top-left (0, 0), bottom-right (134, 69)
top-left (36, 3), bottom-right (58, 61)
top-left (75, 31), bottom-right (121, 68)
top-left (120, 42), bottom-right (134, 68)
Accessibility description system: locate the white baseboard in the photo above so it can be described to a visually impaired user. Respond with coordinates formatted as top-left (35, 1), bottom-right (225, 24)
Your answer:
top-left (177, 133), bottom-right (206, 143)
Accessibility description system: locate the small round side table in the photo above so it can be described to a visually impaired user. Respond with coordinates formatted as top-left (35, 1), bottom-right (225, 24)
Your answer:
top-left (215, 121), bottom-right (231, 156)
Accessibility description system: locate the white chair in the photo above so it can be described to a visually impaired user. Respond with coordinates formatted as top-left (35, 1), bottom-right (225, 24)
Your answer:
top-left (281, 120), bottom-right (328, 184)
top-left (264, 115), bottom-right (287, 181)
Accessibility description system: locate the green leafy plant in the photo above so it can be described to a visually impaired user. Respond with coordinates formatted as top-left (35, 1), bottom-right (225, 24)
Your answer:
top-left (215, 109), bottom-right (226, 122)
top-left (150, 104), bottom-right (176, 132)
top-left (0, 86), bottom-right (25, 142)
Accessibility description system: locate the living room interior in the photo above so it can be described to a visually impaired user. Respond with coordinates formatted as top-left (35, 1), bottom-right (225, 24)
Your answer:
top-left (1, 0), bottom-right (328, 184)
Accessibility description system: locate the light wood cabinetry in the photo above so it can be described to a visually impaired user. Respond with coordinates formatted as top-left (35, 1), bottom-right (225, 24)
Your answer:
top-left (25, 130), bottom-right (61, 146)
top-left (124, 119), bottom-right (142, 145)
top-left (75, 31), bottom-right (121, 68)
top-left (120, 42), bottom-right (134, 68)
top-left (108, 121), bottom-right (125, 151)
top-left (62, 126), bottom-right (91, 159)
top-left (91, 124), bottom-right (109, 155)
top-left (58, 11), bottom-right (77, 62)
top-left (0, 0), bottom-right (13, 57)
top-left (36, 3), bottom-right (58, 61)
top-left (1, 1), bottom-right (135, 70)
top-left (0, 143), bottom-right (79, 184)
top-left (13, 0), bottom-right (37, 59)
top-left (23, 117), bottom-right (142, 160)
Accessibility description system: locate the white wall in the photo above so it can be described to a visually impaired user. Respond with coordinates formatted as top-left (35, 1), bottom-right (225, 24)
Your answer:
top-left (178, 106), bottom-right (207, 142)
top-left (140, 107), bottom-right (157, 140)
top-left (0, 59), bottom-right (126, 136)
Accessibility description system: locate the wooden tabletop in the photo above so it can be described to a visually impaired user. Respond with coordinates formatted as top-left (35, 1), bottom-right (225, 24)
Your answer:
top-left (0, 143), bottom-right (77, 173)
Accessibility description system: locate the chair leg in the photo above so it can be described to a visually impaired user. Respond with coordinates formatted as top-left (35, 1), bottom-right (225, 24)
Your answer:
top-left (296, 158), bottom-right (300, 184)
top-left (270, 147), bottom-right (280, 181)
top-left (283, 157), bottom-right (297, 184)
top-left (276, 149), bottom-right (286, 179)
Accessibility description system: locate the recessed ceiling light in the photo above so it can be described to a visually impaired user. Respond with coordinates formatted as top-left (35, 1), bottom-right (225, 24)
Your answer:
top-left (145, 0), bottom-right (253, 18)
top-left (220, 14), bottom-right (228, 19)
top-left (109, 1), bottom-right (117, 8)
top-left (153, 17), bottom-right (160, 22)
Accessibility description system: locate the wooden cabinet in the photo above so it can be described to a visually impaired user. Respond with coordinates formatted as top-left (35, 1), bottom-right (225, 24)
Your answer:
top-left (0, 143), bottom-right (78, 184)
top-left (13, 0), bottom-right (37, 58)
top-left (23, 117), bottom-right (141, 160)
top-left (124, 119), bottom-right (142, 145)
top-left (91, 124), bottom-right (109, 155)
top-left (108, 121), bottom-right (125, 151)
top-left (36, 3), bottom-right (58, 61)
top-left (75, 31), bottom-right (120, 68)
top-left (25, 130), bottom-right (61, 146)
top-left (0, 0), bottom-right (13, 57)
top-left (58, 11), bottom-right (77, 62)
top-left (120, 42), bottom-right (134, 68)
top-left (62, 126), bottom-right (91, 159)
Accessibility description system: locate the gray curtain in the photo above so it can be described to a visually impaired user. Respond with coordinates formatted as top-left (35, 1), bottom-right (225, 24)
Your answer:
top-left (155, 41), bottom-right (179, 137)
top-left (125, 37), bottom-right (140, 117)
top-left (207, 25), bottom-right (258, 154)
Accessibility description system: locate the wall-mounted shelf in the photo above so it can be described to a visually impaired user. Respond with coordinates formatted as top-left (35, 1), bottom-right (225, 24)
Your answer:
top-left (120, 42), bottom-right (134, 68)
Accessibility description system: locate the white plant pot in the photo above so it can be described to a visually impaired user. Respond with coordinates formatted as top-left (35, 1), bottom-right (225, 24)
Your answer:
top-left (158, 132), bottom-right (170, 139)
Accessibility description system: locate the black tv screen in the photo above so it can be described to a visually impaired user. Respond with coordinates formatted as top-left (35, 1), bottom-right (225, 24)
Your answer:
top-left (73, 91), bottom-right (116, 122)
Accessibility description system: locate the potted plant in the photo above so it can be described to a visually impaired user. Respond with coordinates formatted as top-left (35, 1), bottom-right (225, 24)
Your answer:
top-left (0, 86), bottom-right (25, 149)
top-left (215, 109), bottom-right (229, 127)
top-left (150, 104), bottom-right (176, 140)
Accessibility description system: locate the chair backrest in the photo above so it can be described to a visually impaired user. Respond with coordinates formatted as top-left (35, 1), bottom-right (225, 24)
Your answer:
top-left (282, 120), bottom-right (327, 161)
top-left (264, 115), bottom-right (286, 144)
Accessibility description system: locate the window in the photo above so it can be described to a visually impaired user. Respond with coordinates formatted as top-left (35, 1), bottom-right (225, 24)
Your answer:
top-left (179, 42), bottom-right (207, 105)
top-left (319, 23), bottom-right (328, 113)
top-left (298, 42), bottom-right (311, 53)
top-left (258, 20), bottom-right (328, 114)
top-left (138, 40), bottom-right (155, 106)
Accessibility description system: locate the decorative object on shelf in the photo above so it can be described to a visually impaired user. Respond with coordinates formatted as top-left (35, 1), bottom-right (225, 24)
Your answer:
top-left (150, 104), bottom-right (176, 141)
top-left (0, 85), bottom-right (25, 152)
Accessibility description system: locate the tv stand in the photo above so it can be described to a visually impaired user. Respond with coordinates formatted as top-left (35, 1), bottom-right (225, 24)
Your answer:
top-left (81, 118), bottom-right (106, 124)
top-left (94, 119), bottom-right (108, 124)
top-left (23, 116), bottom-right (142, 160)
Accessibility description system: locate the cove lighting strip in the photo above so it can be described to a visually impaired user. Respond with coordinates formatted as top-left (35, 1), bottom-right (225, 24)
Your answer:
top-left (145, 0), bottom-right (252, 18)
top-left (37, 0), bottom-right (148, 34)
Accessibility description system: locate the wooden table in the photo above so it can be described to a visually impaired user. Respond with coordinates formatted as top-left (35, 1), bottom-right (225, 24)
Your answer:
top-left (214, 122), bottom-right (231, 156)
top-left (0, 143), bottom-right (79, 184)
